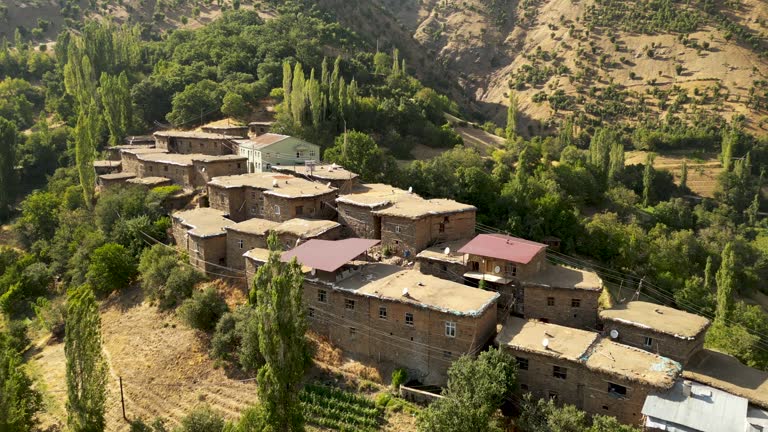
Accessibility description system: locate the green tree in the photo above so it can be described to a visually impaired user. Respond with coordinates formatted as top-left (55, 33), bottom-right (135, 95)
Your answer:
top-left (74, 100), bottom-right (100, 209)
top-left (290, 62), bottom-right (306, 128)
top-left (506, 91), bottom-right (518, 140)
top-left (65, 285), bottom-right (108, 432)
top-left (221, 92), bottom-right (248, 120)
top-left (588, 128), bottom-right (615, 183)
top-left (178, 286), bottom-right (229, 332)
top-left (607, 142), bottom-right (624, 183)
top-left (417, 348), bottom-right (517, 432)
top-left (166, 80), bottom-right (223, 127)
top-left (716, 243), bottom-right (736, 322)
top-left (0, 117), bottom-right (17, 220)
top-left (86, 243), bottom-right (137, 294)
top-left (250, 232), bottom-right (310, 432)
top-left (324, 130), bottom-right (390, 182)
top-left (642, 153), bottom-right (655, 207)
top-left (680, 159), bottom-right (688, 192)
top-left (177, 405), bottom-right (225, 432)
top-left (99, 72), bottom-right (132, 146)
top-left (0, 330), bottom-right (43, 431)
top-left (721, 129), bottom-right (737, 171)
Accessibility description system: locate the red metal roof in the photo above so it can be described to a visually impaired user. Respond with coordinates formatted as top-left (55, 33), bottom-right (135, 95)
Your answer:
top-left (457, 234), bottom-right (547, 264)
top-left (281, 238), bottom-right (380, 272)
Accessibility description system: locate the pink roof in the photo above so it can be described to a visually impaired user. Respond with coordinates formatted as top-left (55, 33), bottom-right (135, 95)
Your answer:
top-left (281, 238), bottom-right (380, 272)
top-left (457, 234), bottom-right (547, 264)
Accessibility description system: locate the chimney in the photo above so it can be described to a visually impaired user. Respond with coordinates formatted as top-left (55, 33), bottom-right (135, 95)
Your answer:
top-left (682, 380), bottom-right (692, 398)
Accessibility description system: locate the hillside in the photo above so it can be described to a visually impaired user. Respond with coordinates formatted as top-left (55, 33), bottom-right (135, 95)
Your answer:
top-left (317, 0), bottom-right (768, 135)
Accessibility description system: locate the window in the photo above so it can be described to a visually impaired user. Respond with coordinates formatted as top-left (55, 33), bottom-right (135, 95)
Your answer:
top-left (345, 299), bottom-right (355, 310)
top-left (310, 150), bottom-right (316, 157)
top-left (571, 298), bottom-right (581, 308)
top-left (250, 206), bottom-right (258, 214)
top-left (395, 225), bottom-right (402, 234)
top-left (608, 383), bottom-right (627, 396)
top-left (643, 336), bottom-right (653, 348)
top-left (520, 384), bottom-right (529, 391)
top-left (164, 165), bottom-right (168, 171)
top-left (308, 307), bottom-right (315, 317)
top-left (443, 350), bottom-right (452, 359)
top-left (296, 152), bottom-right (301, 158)
top-left (445, 321), bottom-right (456, 338)
top-left (516, 357), bottom-right (529, 370)
top-left (405, 313), bottom-right (414, 326)
top-left (379, 306), bottom-right (387, 319)
top-left (349, 327), bottom-right (357, 335)
top-left (317, 289), bottom-right (327, 303)
top-left (439, 223), bottom-right (445, 233)
top-left (553, 366), bottom-right (567, 380)
top-left (470, 261), bottom-right (480, 271)
top-left (274, 205), bottom-right (280, 215)
top-left (295, 205), bottom-right (303, 216)
top-left (252, 192), bottom-right (257, 199)
top-left (506, 263), bottom-right (517, 276)
top-left (548, 391), bottom-right (559, 400)
top-left (148, 166), bottom-right (153, 172)
top-left (547, 297), bottom-right (555, 306)
top-left (237, 163), bottom-right (241, 169)
top-left (237, 239), bottom-right (244, 249)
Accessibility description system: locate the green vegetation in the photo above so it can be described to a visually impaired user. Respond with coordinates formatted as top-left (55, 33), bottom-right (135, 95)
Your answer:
top-left (178, 285), bottom-right (229, 332)
top-left (517, 393), bottom-right (640, 431)
top-left (300, 383), bottom-right (383, 431)
top-left (0, 324), bottom-right (43, 431)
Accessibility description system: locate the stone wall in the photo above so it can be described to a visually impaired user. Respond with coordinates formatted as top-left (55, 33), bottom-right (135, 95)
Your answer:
top-left (414, 258), bottom-right (468, 283)
top-left (161, 136), bottom-right (234, 155)
top-left (303, 279), bottom-right (497, 385)
top-left (600, 320), bottom-right (706, 365)
top-left (522, 285), bottom-right (601, 329)
top-left (208, 185), bottom-right (246, 222)
top-left (380, 210), bottom-right (476, 257)
top-left (139, 160), bottom-right (194, 188)
top-left (276, 224), bottom-right (342, 251)
top-left (508, 349), bottom-right (652, 426)
top-left (263, 191), bottom-right (337, 223)
top-left (188, 234), bottom-right (228, 275)
top-left (226, 230), bottom-right (270, 270)
top-left (336, 203), bottom-right (381, 239)
top-left (121, 152), bottom-right (142, 175)
top-left (193, 159), bottom-right (246, 187)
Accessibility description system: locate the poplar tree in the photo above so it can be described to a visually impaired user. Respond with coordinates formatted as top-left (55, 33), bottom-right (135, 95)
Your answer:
top-left (506, 91), bottom-right (518, 140)
top-left (721, 129), bottom-right (736, 171)
top-left (250, 233), bottom-right (310, 432)
top-left (282, 61), bottom-right (292, 117)
top-left (642, 153), bottom-right (655, 207)
top-left (0, 117), bottom-right (17, 221)
top-left (715, 243), bottom-right (736, 323)
top-left (607, 142), bottom-right (624, 183)
top-left (680, 159), bottom-right (688, 192)
top-left (588, 128), bottom-right (614, 181)
top-left (65, 285), bottom-right (108, 432)
top-left (704, 255), bottom-right (713, 291)
top-left (307, 73), bottom-right (323, 130)
top-left (290, 63), bottom-right (306, 128)
top-left (99, 71), bottom-right (132, 146)
top-left (74, 100), bottom-right (99, 208)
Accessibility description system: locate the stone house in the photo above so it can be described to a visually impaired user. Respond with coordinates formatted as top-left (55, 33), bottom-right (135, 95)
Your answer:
top-left (171, 208), bottom-right (235, 275)
top-left (97, 172), bottom-right (136, 188)
top-left (120, 147), bottom-right (168, 175)
top-left (136, 153), bottom-right (247, 189)
top-left (233, 134), bottom-right (320, 173)
top-left (93, 160), bottom-right (121, 175)
top-left (225, 218), bottom-right (280, 270)
top-left (125, 176), bottom-right (173, 189)
top-left (458, 234), bottom-right (548, 284)
top-left (336, 184), bottom-right (476, 256)
top-left (153, 131), bottom-right (240, 155)
top-left (285, 239), bottom-right (499, 385)
top-left (272, 164), bottom-right (359, 194)
top-left (200, 121), bottom-right (249, 138)
top-left (600, 302), bottom-right (711, 365)
top-left (496, 317), bottom-right (681, 426)
top-left (273, 218), bottom-right (342, 250)
top-left (414, 238), bottom-right (473, 283)
top-left (248, 121), bottom-right (274, 136)
top-left (207, 172), bottom-right (337, 222)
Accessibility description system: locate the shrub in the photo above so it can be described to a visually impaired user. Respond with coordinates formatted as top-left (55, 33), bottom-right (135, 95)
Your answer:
top-left (7, 320), bottom-right (30, 353)
top-left (86, 243), bottom-right (137, 294)
top-left (177, 405), bottom-right (225, 432)
top-left (160, 266), bottom-right (204, 309)
top-left (33, 297), bottom-right (66, 339)
top-left (391, 368), bottom-right (407, 390)
top-left (139, 245), bottom-right (179, 294)
top-left (129, 417), bottom-right (168, 432)
top-left (178, 286), bottom-right (228, 332)
top-left (234, 405), bottom-right (267, 431)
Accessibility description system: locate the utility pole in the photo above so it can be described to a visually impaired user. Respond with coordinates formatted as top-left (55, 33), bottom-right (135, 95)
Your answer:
top-left (119, 376), bottom-right (127, 421)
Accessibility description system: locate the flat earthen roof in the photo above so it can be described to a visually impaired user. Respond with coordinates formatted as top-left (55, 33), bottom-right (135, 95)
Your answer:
top-left (121, 147), bottom-right (168, 156)
top-left (416, 238), bottom-right (472, 264)
top-left (226, 218), bottom-right (279, 236)
top-left (138, 153), bottom-right (246, 166)
top-left (154, 130), bottom-right (241, 139)
top-left (208, 173), bottom-right (336, 197)
top-left (274, 218), bottom-right (340, 238)
top-left (99, 172), bottom-right (136, 180)
top-left (684, 349), bottom-right (768, 409)
top-left (172, 207), bottom-right (234, 238)
top-left (126, 176), bottom-right (171, 186)
top-left (333, 263), bottom-right (499, 316)
top-left (495, 317), bottom-right (598, 362)
top-left (336, 183), bottom-right (416, 208)
top-left (243, 247), bottom-right (271, 263)
top-left (458, 234), bottom-right (547, 264)
top-left (522, 263), bottom-right (603, 292)
top-left (93, 160), bottom-right (121, 168)
top-left (585, 339), bottom-right (681, 389)
top-left (274, 164), bottom-right (359, 181)
top-left (600, 301), bottom-right (711, 340)
top-left (373, 198), bottom-right (476, 220)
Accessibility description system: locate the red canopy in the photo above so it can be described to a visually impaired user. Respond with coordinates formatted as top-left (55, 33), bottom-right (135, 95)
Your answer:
top-left (281, 238), bottom-right (380, 272)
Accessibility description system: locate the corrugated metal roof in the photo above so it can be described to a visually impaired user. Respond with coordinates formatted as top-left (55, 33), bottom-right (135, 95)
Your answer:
top-left (457, 234), bottom-right (547, 264)
top-left (642, 381), bottom-right (748, 432)
top-left (281, 238), bottom-right (380, 272)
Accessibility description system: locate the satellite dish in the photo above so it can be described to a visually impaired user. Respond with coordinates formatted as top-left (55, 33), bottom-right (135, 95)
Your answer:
top-left (310, 268), bottom-right (316, 276)
top-left (326, 182), bottom-right (332, 188)
top-left (402, 287), bottom-right (410, 297)
top-left (542, 338), bottom-right (550, 349)
top-left (494, 265), bottom-right (501, 274)
top-left (444, 247), bottom-right (451, 255)
top-left (610, 329), bottom-right (619, 339)
top-left (408, 186), bottom-right (413, 194)
top-left (272, 179), bottom-right (278, 187)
